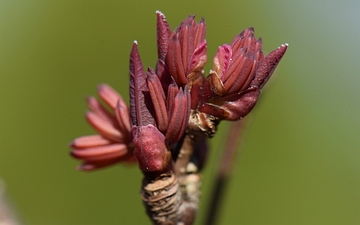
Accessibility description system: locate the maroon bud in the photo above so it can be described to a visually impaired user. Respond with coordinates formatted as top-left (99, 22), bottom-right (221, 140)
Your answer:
top-left (198, 28), bottom-right (287, 122)
top-left (165, 15), bottom-right (207, 86)
top-left (133, 125), bottom-right (172, 172)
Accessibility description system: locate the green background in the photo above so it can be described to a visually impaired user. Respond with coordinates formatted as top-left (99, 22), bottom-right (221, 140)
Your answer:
top-left (0, 1), bottom-right (359, 224)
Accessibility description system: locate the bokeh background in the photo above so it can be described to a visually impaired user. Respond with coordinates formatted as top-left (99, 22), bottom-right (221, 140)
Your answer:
top-left (0, 1), bottom-right (359, 224)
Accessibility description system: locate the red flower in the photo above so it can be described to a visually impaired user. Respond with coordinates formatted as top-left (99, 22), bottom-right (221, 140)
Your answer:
top-left (70, 84), bottom-right (134, 171)
top-left (197, 28), bottom-right (288, 121)
top-left (69, 10), bottom-right (288, 225)
top-left (69, 11), bottom-right (287, 174)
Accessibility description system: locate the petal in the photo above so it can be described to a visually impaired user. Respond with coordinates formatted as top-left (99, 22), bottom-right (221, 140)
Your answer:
top-left (166, 33), bottom-right (186, 85)
top-left (199, 86), bottom-right (260, 121)
top-left (194, 17), bottom-right (206, 47)
top-left (70, 135), bottom-right (113, 149)
top-left (198, 102), bottom-right (227, 121)
top-left (97, 84), bottom-right (122, 110)
top-left (77, 157), bottom-right (125, 171)
top-left (129, 41), bottom-right (155, 127)
top-left (71, 143), bottom-right (128, 160)
top-left (224, 52), bottom-right (254, 94)
top-left (86, 111), bottom-right (123, 142)
top-left (87, 96), bottom-right (117, 124)
top-left (179, 86), bottom-right (191, 138)
top-left (147, 68), bottom-right (168, 133)
top-left (212, 44), bottom-right (232, 80)
top-left (155, 59), bottom-right (172, 93)
top-left (180, 20), bottom-right (191, 71)
top-left (255, 39), bottom-right (264, 60)
top-left (225, 55), bottom-right (256, 94)
top-left (166, 81), bottom-right (179, 116)
top-left (188, 40), bottom-right (207, 75)
top-left (223, 48), bottom-right (246, 84)
top-left (230, 27), bottom-right (254, 51)
top-left (165, 87), bottom-right (190, 144)
top-left (114, 100), bottom-right (131, 136)
top-left (217, 87), bottom-right (260, 121)
top-left (252, 43), bottom-right (288, 88)
top-left (156, 10), bottom-right (171, 61)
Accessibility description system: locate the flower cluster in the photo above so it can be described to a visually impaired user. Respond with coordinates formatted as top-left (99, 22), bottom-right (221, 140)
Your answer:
top-left (69, 11), bottom-right (287, 224)
top-left (69, 84), bottom-right (134, 171)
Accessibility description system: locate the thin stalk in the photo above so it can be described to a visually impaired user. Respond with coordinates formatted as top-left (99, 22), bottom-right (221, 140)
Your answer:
top-left (204, 117), bottom-right (249, 225)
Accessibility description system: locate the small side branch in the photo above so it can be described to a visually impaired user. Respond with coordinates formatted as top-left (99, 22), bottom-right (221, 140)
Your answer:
top-left (204, 118), bottom-right (248, 225)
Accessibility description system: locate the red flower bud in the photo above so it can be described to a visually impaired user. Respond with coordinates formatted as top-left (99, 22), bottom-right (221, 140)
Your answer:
top-left (132, 125), bottom-right (171, 172)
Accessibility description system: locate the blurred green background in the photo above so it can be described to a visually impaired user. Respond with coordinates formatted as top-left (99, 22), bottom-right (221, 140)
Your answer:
top-left (0, 0), bottom-right (359, 224)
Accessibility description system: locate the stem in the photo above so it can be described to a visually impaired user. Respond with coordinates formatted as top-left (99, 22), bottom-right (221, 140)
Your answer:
top-left (204, 118), bottom-right (248, 225)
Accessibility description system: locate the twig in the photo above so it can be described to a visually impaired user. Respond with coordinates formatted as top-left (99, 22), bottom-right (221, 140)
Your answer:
top-left (204, 117), bottom-right (249, 225)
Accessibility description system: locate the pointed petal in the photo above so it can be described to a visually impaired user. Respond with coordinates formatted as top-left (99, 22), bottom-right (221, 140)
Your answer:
top-left (129, 41), bottom-right (155, 126)
top-left (252, 43), bottom-right (288, 88)
top-left (156, 10), bottom-right (171, 61)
